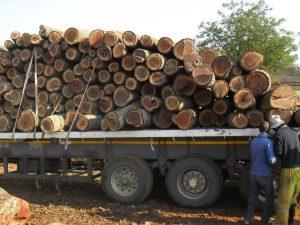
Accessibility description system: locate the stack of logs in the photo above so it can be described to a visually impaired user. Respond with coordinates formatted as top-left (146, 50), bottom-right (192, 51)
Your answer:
top-left (0, 25), bottom-right (297, 132)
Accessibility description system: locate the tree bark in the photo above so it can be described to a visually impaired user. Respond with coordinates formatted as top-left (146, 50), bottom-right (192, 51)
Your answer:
top-left (266, 109), bottom-right (292, 124)
top-left (76, 114), bottom-right (102, 131)
top-left (17, 109), bottom-right (37, 132)
top-left (173, 75), bottom-right (196, 96)
top-left (192, 65), bottom-right (215, 87)
top-left (234, 88), bottom-right (256, 110)
top-left (229, 75), bottom-right (245, 93)
top-left (212, 56), bottom-right (232, 79)
top-left (153, 106), bottom-right (173, 129)
top-left (64, 111), bottom-right (81, 128)
top-left (194, 88), bottom-right (213, 108)
top-left (41, 114), bottom-right (65, 132)
top-left (246, 70), bottom-right (271, 96)
top-left (212, 80), bottom-right (229, 99)
top-left (113, 86), bottom-right (136, 107)
top-left (141, 95), bottom-right (162, 112)
top-left (240, 51), bottom-right (263, 71)
top-left (172, 109), bottom-right (197, 130)
top-left (78, 38), bottom-right (90, 53)
top-left (199, 109), bottom-right (215, 127)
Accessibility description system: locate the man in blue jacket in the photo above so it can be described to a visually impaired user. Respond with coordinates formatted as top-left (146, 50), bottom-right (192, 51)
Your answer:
top-left (245, 121), bottom-right (277, 224)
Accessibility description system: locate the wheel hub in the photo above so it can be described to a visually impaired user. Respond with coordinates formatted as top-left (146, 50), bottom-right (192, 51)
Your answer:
top-left (111, 167), bottom-right (139, 196)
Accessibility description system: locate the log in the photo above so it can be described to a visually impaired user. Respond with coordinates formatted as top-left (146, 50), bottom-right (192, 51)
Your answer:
top-left (76, 114), bottom-right (102, 131)
top-left (161, 86), bottom-right (175, 100)
top-left (89, 29), bottom-right (105, 48)
top-left (26, 83), bottom-right (35, 97)
top-left (173, 38), bottom-right (195, 60)
top-left (149, 72), bottom-right (168, 87)
top-left (12, 74), bottom-right (25, 89)
top-left (108, 62), bottom-right (120, 73)
top-left (212, 56), bottom-right (232, 79)
top-left (212, 80), bottom-right (229, 99)
top-left (65, 99), bottom-right (76, 112)
top-left (80, 56), bottom-right (92, 69)
top-left (17, 110), bottom-right (37, 132)
top-left (113, 86), bottom-right (136, 107)
top-left (39, 25), bottom-right (63, 43)
top-left (246, 70), bottom-right (271, 96)
top-left (48, 43), bottom-right (61, 58)
top-left (267, 109), bottom-right (292, 124)
top-left (141, 82), bottom-right (157, 96)
top-left (63, 69), bottom-right (75, 83)
top-left (122, 31), bottom-right (139, 48)
top-left (4, 90), bottom-right (21, 106)
top-left (35, 47), bottom-right (43, 60)
top-left (227, 112), bottom-right (249, 128)
top-left (64, 27), bottom-right (89, 45)
top-left (125, 77), bottom-right (139, 91)
top-left (41, 39), bottom-right (50, 49)
top-left (73, 94), bottom-right (86, 107)
top-left (231, 63), bottom-right (243, 76)
top-left (165, 95), bottom-right (194, 111)
top-left (163, 58), bottom-right (180, 76)
top-left (172, 109), bottom-right (197, 130)
top-left (66, 48), bottom-right (81, 61)
top-left (1, 58), bottom-right (12, 67)
top-left (240, 51), bottom-right (263, 71)
top-left (60, 40), bottom-right (69, 52)
top-left (3, 101), bottom-right (13, 113)
top-left (36, 63), bottom-right (45, 75)
top-left (98, 70), bottom-right (111, 84)
top-left (229, 75), bottom-right (245, 93)
top-left (112, 43), bottom-right (127, 58)
top-left (10, 109), bottom-right (18, 119)
top-left (198, 48), bottom-right (219, 66)
top-left (101, 116), bottom-right (110, 131)
top-left (4, 40), bottom-right (15, 50)
top-left (30, 34), bottom-right (41, 45)
top-left (140, 35), bottom-right (157, 49)
top-left (173, 75), bottom-right (196, 96)
top-left (49, 92), bottom-right (62, 105)
top-left (70, 78), bottom-right (85, 94)
top-left (194, 88), bottom-right (213, 108)
top-left (97, 44), bottom-right (112, 62)
top-left (22, 98), bottom-right (34, 110)
top-left (15, 38), bottom-right (23, 47)
top-left (133, 49), bottom-right (150, 63)
top-left (121, 54), bottom-right (136, 72)
top-left (134, 65), bottom-right (150, 82)
top-left (12, 57), bottom-right (24, 70)
top-left (54, 58), bottom-right (68, 72)
top-left (103, 31), bottom-right (121, 47)
top-left (43, 51), bottom-right (55, 65)
top-left (261, 84), bottom-right (296, 112)
top-left (192, 65), bottom-right (215, 87)
top-left (104, 83), bottom-right (116, 96)
top-left (234, 88), bottom-right (256, 110)
top-left (0, 106), bottom-right (4, 116)
top-left (0, 115), bottom-right (12, 131)
top-left (21, 33), bottom-right (32, 48)
top-left (20, 49), bottom-right (31, 63)
top-left (153, 107), bottom-right (173, 129)
top-left (184, 52), bottom-right (202, 73)
top-left (41, 115), bottom-right (65, 132)
top-left (46, 77), bottom-right (62, 92)
top-left (86, 85), bottom-right (102, 101)
top-left (10, 31), bottom-right (21, 42)
top-left (246, 109), bottom-right (265, 127)
top-left (44, 65), bottom-right (56, 77)
top-left (199, 109), bottom-right (215, 127)
top-left (125, 108), bottom-right (151, 128)
top-left (157, 37), bottom-right (173, 55)
top-left (64, 111), bottom-right (81, 128)
top-left (0, 82), bottom-right (13, 95)
top-left (99, 96), bottom-right (114, 113)
top-left (212, 99), bottom-right (229, 115)
top-left (146, 53), bottom-right (165, 71)
top-left (37, 103), bottom-right (52, 117)
top-left (62, 84), bottom-right (74, 99)
top-left (92, 58), bottom-right (106, 70)
top-left (88, 49), bottom-right (96, 58)
top-left (38, 90), bottom-right (49, 104)
top-left (54, 102), bottom-right (65, 113)
top-left (113, 71), bottom-right (128, 85)
top-left (83, 69), bottom-right (97, 83)
top-left (214, 115), bottom-right (226, 127)
top-left (141, 95), bottom-right (162, 112)
top-left (6, 68), bottom-right (20, 80)
top-left (78, 38), bottom-right (90, 53)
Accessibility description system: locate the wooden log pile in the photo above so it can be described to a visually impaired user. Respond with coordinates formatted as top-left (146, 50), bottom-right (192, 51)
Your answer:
top-left (0, 26), bottom-right (297, 132)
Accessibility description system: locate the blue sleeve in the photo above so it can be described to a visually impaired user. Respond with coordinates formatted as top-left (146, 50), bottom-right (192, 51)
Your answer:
top-left (265, 140), bottom-right (277, 164)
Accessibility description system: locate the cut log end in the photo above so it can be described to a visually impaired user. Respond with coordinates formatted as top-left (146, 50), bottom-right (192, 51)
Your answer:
top-left (234, 88), bottom-right (256, 110)
top-left (246, 70), bottom-right (271, 96)
top-left (141, 95), bottom-right (162, 112)
top-left (199, 109), bottom-right (215, 127)
top-left (173, 38), bottom-right (195, 60)
top-left (212, 56), bottom-right (232, 78)
top-left (192, 65), bottom-right (215, 87)
top-left (240, 51), bottom-right (263, 71)
top-left (17, 110), bottom-right (37, 132)
top-left (173, 75), bottom-right (196, 96)
top-left (172, 109), bottom-right (197, 130)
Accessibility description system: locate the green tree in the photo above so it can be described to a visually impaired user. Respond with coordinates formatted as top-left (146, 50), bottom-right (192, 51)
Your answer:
top-left (196, 0), bottom-right (298, 74)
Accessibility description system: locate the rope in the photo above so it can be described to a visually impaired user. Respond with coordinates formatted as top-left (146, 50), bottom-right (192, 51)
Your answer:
top-left (11, 51), bottom-right (34, 139)
top-left (33, 48), bottom-right (38, 138)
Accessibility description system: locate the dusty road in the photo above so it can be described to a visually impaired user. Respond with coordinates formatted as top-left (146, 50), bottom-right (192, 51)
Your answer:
top-left (0, 178), bottom-right (299, 225)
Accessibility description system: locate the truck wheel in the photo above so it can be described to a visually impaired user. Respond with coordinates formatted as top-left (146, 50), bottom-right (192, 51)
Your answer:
top-left (166, 157), bottom-right (223, 208)
top-left (102, 155), bottom-right (153, 204)
top-left (239, 164), bottom-right (280, 210)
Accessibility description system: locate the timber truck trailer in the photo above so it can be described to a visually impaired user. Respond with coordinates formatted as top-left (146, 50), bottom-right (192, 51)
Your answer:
top-left (0, 128), bottom-right (280, 208)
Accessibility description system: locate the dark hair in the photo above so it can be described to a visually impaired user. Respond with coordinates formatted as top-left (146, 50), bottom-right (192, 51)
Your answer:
top-left (259, 121), bottom-right (269, 133)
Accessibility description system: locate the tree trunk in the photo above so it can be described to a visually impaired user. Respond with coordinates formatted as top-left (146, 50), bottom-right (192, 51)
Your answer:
top-left (39, 25), bottom-right (63, 43)
top-left (173, 75), bottom-right (196, 96)
top-left (43, 51), bottom-right (55, 65)
top-left (194, 88), bottom-right (213, 108)
top-left (141, 82), bottom-right (157, 96)
top-left (153, 107), bottom-right (173, 129)
top-left (12, 57), bottom-right (25, 71)
top-left (161, 86), bottom-right (175, 100)
top-left (227, 112), bottom-right (249, 128)
top-left (246, 109), bottom-right (265, 127)
top-left (125, 108), bottom-right (151, 128)
top-left (211, 56), bottom-right (232, 79)
top-left (64, 27), bottom-right (89, 45)
top-left (134, 65), bottom-right (150, 82)
top-left (183, 52), bottom-right (202, 73)
top-left (17, 110), bottom-right (37, 132)
top-left (63, 69), bottom-right (75, 83)
top-left (113, 86), bottom-right (136, 107)
top-left (163, 58), bottom-right (180, 76)
top-left (133, 49), bottom-right (150, 63)
top-left (41, 114), bottom-right (65, 132)
top-left (234, 88), bottom-right (256, 110)
top-left (76, 114), bottom-right (102, 131)
top-left (104, 83), bottom-right (116, 96)
top-left (212, 80), bottom-right (229, 99)
top-left (99, 96), bottom-right (114, 113)
top-left (229, 75), bottom-right (245, 93)
top-left (246, 70), bottom-right (271, 96)
top-left (199, 109), bottom-right (215, 127)
top-left (122, 31), bottom-right (139, 48)
top-left (141, 95), bottom-right (162, 112)
top-left (172, 109), bottom-right (197, 130)
top-left (113, 43), bottom-right (127, 58)
top-left (149, 72), bottom-right (168, 87)
top-left (157, 37), bottom-right (173, 55)
top-left (165, 95), bottom-right (194, 111)
top-left (121, 54), bottom-right (136, 72)
top-left (0, 115), bottom-right (12, 131)
top-left (173, 38), bottom-right (195, 60)
top-left (212, 99), bottom-right (229, 115)
top-left (97, 44), bottom-right (112, 62)
top-left (240, 51), bottom-right (263, 71)
top-left (89, 29), bottom-right (105, 48)
top-left (198, 48), bottom-right (219, 66)
top-left (46, 77), bottom-right (62, 92)
top-left (192, 65), bottom-right (215, 87)
top-left (146, 53), bottom-right (165, 71)
top-left (80, 101), bottom-right (98, 114)
top-left (113, 71), bottom-right (128, 85)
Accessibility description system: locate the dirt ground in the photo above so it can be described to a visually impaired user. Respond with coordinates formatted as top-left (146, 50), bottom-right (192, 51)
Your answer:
top-left (0, 177), bottom-right (298, 225)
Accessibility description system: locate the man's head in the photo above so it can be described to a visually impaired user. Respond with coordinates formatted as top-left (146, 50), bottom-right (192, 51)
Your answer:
top-left (259, 121), bottom-right (270, 133)
top-left (269, 114), bottom-right (285, 129)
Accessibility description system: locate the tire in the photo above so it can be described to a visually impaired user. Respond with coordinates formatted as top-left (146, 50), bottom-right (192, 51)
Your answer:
top-left (102, 155), bottom-right (153, 204)
top-left (166, 156), bottom-right (223, 208)
top-left (239, 164), bottom-right (280, 210)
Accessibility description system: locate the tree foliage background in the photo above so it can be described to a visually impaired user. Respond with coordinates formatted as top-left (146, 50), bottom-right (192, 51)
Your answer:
top-left (196, 0), bottom-right (298, 74)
